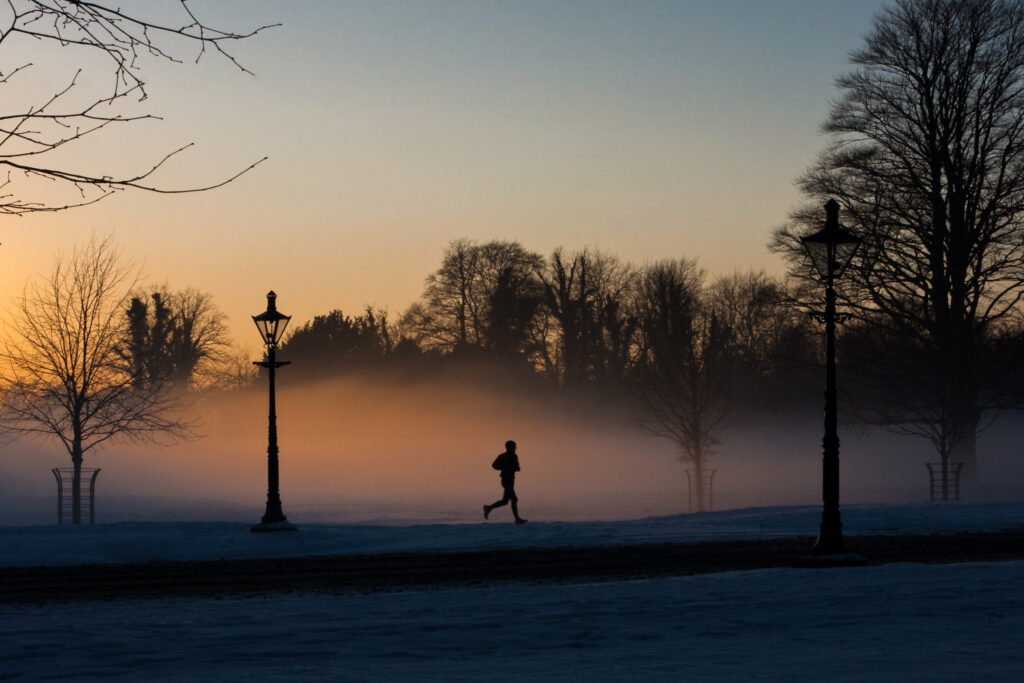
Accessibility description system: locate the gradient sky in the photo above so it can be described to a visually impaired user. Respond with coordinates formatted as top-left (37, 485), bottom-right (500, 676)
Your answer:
top-left (0, 0), bottom-right (888, 346)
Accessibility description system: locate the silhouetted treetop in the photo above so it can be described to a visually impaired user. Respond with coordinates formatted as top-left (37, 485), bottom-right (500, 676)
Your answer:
top-left (539, 248), bottom-right (635, 390)
top-left (121, 287), bottom-right (231, 389)
top-left (279, 307), bottom-right (394, 377)
top-left (401, 239), bottom-right (544, 359)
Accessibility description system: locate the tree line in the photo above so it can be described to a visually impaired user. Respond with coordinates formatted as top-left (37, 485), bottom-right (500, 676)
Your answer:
top-left (281, 239), bottom-right (818, 400)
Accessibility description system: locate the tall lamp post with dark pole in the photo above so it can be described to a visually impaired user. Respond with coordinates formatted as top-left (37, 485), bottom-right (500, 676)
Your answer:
top-left (251, 291), bottom-right (296, 532)
top-left (798, 199), bottom-right (863, 563)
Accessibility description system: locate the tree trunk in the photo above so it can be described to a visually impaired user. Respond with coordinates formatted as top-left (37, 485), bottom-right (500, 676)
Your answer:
top-left (71, 430), bottom-right (84, 524)
top-left (71, 455), bottom-right (82, 525)
top-left (939, 448), bottom-right (951, 503)
top-left (692, 451), bottom-right (705, 513)
top-left (952, 429), bottom-right (977, 487)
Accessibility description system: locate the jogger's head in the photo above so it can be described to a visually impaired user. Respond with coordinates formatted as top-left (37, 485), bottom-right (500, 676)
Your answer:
top-left (505, 440), bottom-right (516, 452)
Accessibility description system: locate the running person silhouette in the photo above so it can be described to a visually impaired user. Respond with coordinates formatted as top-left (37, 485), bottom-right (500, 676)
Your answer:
top-left (483, 440), bottom-right (527, 524)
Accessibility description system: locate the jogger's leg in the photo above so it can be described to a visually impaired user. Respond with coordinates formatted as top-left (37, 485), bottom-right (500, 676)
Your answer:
top-left (510, 489), bottom-right (525, 522)
top-left (485, 489), bottom-right (509, 519)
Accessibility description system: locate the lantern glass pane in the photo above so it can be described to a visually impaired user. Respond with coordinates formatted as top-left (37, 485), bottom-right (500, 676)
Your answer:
top-left (833, 240), bottom-right (858, 278)
top-left (254, 319), bottom-right (269, 344)
top-left (804, 240), bottom-right (831, 280)
top-left (276, 316), bottom-right (290, 342)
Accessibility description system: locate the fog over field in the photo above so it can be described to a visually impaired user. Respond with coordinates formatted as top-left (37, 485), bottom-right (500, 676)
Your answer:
top-left (3, 376), bottom-right (1024, 525)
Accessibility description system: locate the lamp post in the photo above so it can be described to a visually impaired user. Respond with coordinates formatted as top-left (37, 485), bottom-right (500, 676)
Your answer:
top-left (251, 290), bottom-right (296, 532)
top-left (799, 199), bottom-right (862, 561)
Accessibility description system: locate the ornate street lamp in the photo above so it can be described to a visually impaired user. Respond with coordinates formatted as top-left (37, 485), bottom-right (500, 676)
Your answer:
top-left (251, 290), bottom-right (296, 532)
top-left (799, 199), bottom-right (862, 562)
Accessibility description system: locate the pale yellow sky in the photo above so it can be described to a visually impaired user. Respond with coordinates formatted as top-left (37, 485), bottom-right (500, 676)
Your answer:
top-left (0, 0), bottom-right (886, 347)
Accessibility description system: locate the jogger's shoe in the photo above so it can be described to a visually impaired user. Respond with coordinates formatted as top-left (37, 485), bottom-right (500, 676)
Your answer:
top-left (483, 505), bottom-right (491, 520)
top-left (515, 518), bottom-right (527, 525)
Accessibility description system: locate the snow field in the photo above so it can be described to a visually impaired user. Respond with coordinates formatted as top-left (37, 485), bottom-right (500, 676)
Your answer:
top-left (4, 561), bottom-right (1023, 681)
top-left (4, 501), bottom-right (1024, 681)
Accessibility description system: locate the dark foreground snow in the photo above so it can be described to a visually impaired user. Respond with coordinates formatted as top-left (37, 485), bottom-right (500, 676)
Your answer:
top-left (3, 502), bottom-right (1023, 681)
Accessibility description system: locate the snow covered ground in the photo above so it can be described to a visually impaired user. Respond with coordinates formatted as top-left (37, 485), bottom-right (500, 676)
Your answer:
top-left (3, 502), bottom-right (1024, 681)
top-left (4, 501), bottom-right (1024, 567)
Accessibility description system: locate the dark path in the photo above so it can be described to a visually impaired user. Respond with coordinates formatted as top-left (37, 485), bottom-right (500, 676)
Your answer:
top-left (4, 529), bottom-right (1024, 604)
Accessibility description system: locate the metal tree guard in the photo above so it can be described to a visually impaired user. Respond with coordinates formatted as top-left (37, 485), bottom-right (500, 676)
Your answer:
top-left (685, 469), bottom-right (717, 512)
top-left (52, 467), bottom-right (101, 524)
top-left (926, 462), bottom-right (965, 502)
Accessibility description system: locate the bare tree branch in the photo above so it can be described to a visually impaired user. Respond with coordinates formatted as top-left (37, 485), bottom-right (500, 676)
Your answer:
top-left (0, 1), bottom-right (276, 214)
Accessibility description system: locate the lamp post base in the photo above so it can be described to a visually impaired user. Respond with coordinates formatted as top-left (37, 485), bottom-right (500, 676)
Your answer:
top-left (793, 517), bottom-right (866, 566)
top-left (251, 520), bottom-right (298, 533)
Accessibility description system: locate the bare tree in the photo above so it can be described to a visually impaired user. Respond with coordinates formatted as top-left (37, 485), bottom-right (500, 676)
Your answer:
top-left (0, 1), bottom-right (273, 215)
top-left (632, 259), bottom-right (731, 512)
top-left (486, 264), bottom-right (545, 363)
top-left (0, 236), bottom-right (189, 522)
top-left (402, 239), bottom-right (483, 351)
top-left (166, 288), bottom-right (232, 388)
top-left (402, 239), bottom-right (544, 359)
top-left (708, 271), bottom-right (817, 403)
top-left (542, 248), bottom-right (597, 388)
top-left (123, 287), bottom-right (232, 389)
top-left (203, 344), bottom-right (259, 392)
top-left (771, 0), bottom-right (1024, 483)
top-left (540, 247), bottom-right (636, 390)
